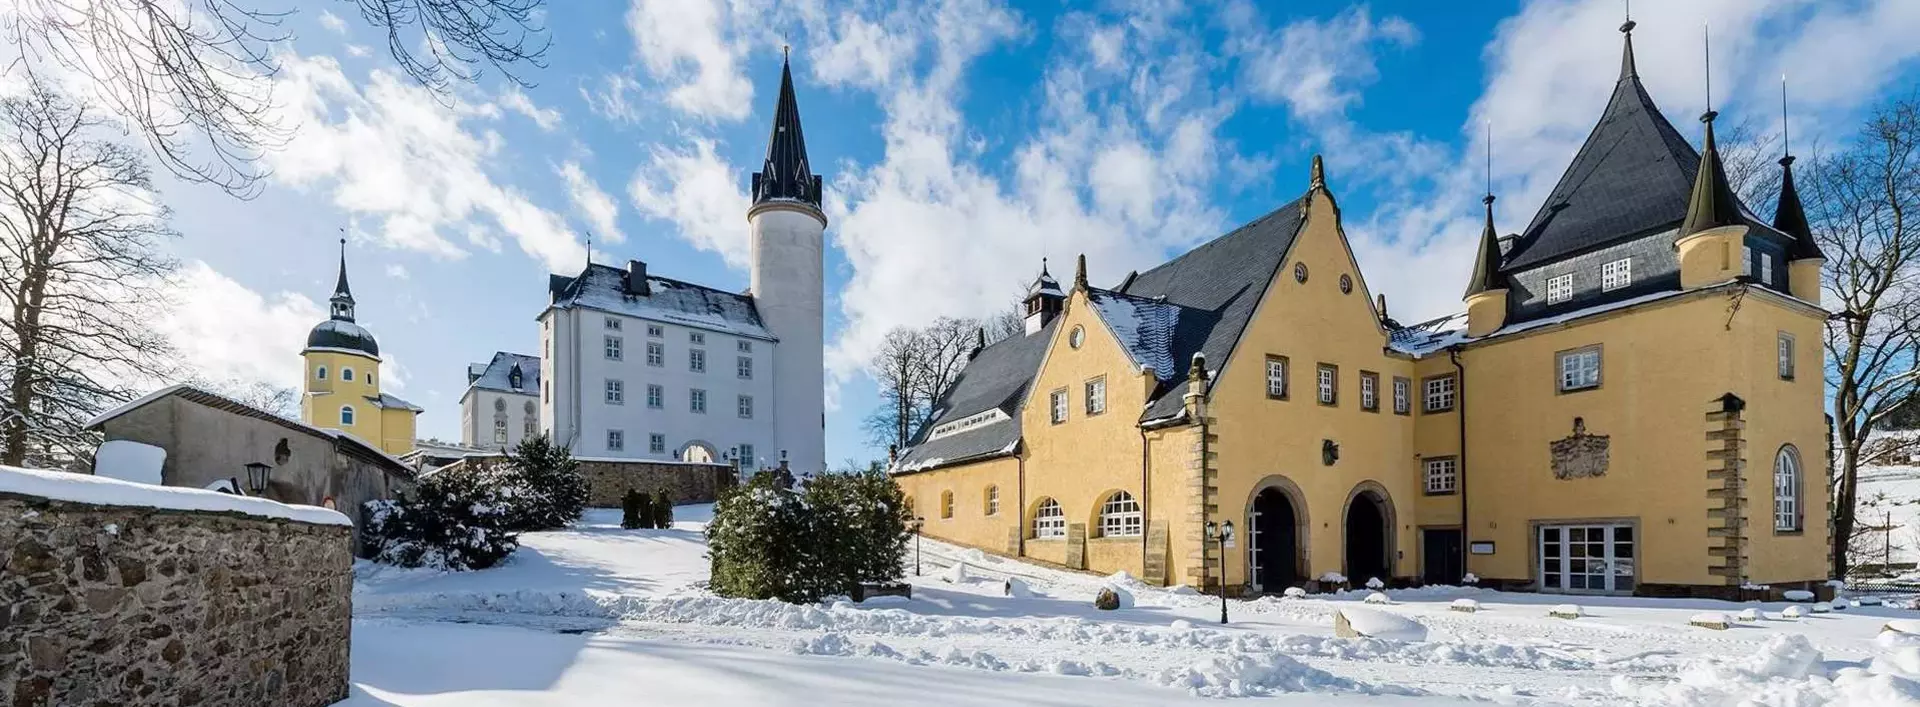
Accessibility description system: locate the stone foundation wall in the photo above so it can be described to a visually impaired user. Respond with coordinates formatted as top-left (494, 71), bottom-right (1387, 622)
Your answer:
top-left (577, 460), bottom-right (736, 507)
top-left (0, 494), bottom-right (352, 707)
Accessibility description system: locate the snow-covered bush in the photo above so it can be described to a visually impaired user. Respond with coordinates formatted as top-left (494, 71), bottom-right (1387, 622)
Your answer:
top-left (1283, 587), bottom-right (1307, 599)
top-left (1450, 598), bottom-right (1480, 613)
top-left (362, 465), bottom-right (520, 571)
top-left (497, 433), bottom-right (587, 532)
top-left (621, 490), bottom-right (652, 529)
top-left (1460, 572), bottom-right (1479, 585)
top-left (1004, 577), bottom-right (1034, 598)
top-left (1689, 612), bottom-right (1733, 630)
top-left (1811, 601), bottom-right (1833, 613)
top-left (943, 561), bottom-right (970, 584)
top-left (803, 469), bottom-right (912, 591)
top-left (706, 468), bottom-right (911, 603)
top-left (1335, 608), bottom-right (1427, 641)
top-left (1737, 607), bottom-right (1762, 622)
top-left (1364, 577), bottom-right (1385, 590)
top-left (1781, 605), bottom-right (1807, 619)
top-left (1550, 604), bottom-right (1584, 619)
top-left (1364, 592), bottom-right (1390, 605)
top-left (1782, 589), bottom-right (1815, 602)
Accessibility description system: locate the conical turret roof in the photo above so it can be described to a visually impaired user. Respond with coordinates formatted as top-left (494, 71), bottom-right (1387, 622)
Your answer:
top-left (1465, 195), bottom-right (1506, 298)
top-left (1678, 112), bottom-right (1745, 238)
top-left (751, 53), bottom-right (822, 210)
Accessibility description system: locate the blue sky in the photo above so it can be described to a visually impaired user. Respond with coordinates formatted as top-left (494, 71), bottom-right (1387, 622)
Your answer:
top-left (119, 0), bottom-right (1920, 464)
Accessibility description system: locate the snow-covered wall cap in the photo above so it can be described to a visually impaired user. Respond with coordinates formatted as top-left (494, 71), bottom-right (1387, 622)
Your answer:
top-left (0, 465), bottom-right (351, 526)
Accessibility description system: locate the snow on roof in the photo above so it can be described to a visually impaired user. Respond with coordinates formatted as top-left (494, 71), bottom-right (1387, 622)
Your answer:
top-left (1387, 312), bottom-right (1467, 356)
top-left (1087, 289), bottom-right (1182, 381)
top-left (0, 464), bottom-right (351, 526)
top-left (550, 264), bottom-right (773, 340)
top-left (466, 351), bottom-right (541, 396)
top-left (86, 384), bottom-right (416, 477)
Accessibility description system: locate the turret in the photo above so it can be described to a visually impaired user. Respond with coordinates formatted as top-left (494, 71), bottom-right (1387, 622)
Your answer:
top-left (329, 238), bottom-right (356, 322)
top-left (1773, 80), bottom-right (1825, 301)
top-left (1464, 194), bottom-right (1509, 337)
top-left (1023, 258), bottom-right (1064, 334)
top-left (1674, 28), bottom-right (1753, 290)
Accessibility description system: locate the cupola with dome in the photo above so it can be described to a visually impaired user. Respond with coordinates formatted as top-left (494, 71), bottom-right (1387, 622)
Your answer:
top-left (300, 239), bottom-right (421, 455)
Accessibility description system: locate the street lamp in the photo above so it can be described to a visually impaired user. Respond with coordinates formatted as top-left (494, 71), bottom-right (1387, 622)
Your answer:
top-left (910, 516), bottom-right (926, 576)
top-left (243, 462), bottom-right (273, 496)
top-left (1206, 520), bottom-right (1236, 624)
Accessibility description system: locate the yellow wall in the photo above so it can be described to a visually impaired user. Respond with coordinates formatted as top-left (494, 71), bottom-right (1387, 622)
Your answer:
top-left (302, 349), bottom-right (415, 455)
top-left (895, 456), bottom-right (1021, 554)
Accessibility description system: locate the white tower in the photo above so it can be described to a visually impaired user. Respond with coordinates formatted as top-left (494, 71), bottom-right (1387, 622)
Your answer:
top-left (747, 54), bottom-right (827, 476)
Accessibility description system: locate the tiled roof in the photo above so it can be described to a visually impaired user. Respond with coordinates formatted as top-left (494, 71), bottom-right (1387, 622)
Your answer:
top-left (467, 351), bottom-right (541, 395)
top-left (85, 384), bottom-right (415, 478)
top-left (365, 393), bottom-right (424, 412)
top-left (547, 263), bottom-right (772, 340)
top-left (893, 320), bottom-right (1057, 471)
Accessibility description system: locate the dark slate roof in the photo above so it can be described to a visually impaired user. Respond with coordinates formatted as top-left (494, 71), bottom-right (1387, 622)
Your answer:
top-left (750, 56), bottom-right (823, 210)
top-left (1678, 114), bottom-right (1745, 239)
top-left (1119, 196), bottom-right (1309, 422)
top-left (1464, 195), bottom-right (1504, 297)
top-left (467, 351), bottom-right (541, 395)
top-left (365, 393), bottom-right (424, 412)
top-left (547, 263), bottom-right (773, 339)
top-left (1774, 156), bottom-right (1825, 260)
top-left (306, 319), bottom-right (380, 357)
top-left (893, 319), bottom-right (1058, 471)
top-left (1085, 288), bottom-right (1185, 381)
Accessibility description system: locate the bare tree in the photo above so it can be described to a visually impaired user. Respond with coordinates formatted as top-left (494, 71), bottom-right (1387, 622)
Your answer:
top-left (865, 314), bottom-right (1027, 451)
top-left (1720, 117), bottom-right (1784, 209)
top-left (4, 0), bottom-right (549, 196)
top-left (1805, 96), bottom-right (1920, 578)
top-left (195, 376), bottom-right (299, 419)
top-left (0, 80), bottom-right (178, 467)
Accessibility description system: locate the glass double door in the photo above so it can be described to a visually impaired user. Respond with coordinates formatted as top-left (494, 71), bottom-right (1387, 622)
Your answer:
top-left (1538, 523), bottom-right (1635, 594)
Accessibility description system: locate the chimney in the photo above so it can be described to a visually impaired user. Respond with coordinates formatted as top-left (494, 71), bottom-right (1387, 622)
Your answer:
top-left (626, 259), bottom-right (650, 296)
top-left (1375, 294), bottom-right (1388, 318)
top-left (968, 327), bottom-right (986, 360)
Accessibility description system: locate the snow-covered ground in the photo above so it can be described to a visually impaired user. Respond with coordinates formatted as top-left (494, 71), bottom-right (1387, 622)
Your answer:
top-left (346, 508), bottom-right (1920, 706)
top-left (1859, 465), bottom-right (1920, 570)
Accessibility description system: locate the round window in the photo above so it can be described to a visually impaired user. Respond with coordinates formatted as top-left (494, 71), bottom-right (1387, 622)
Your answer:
top-left (1069, 325), bottom-right (1086, 349)
top-left (1340, 274), bottom-right (1353, 294)
top-left (1293, 262), bottom-right (1309, 283)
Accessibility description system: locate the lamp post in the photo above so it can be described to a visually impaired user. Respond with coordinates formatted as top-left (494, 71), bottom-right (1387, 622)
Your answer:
top-left (1206, 520), bottom-right (1235, 624)
top-left (910, 516), bottom-right (926, 576)
top-left (243, 462), bottom-right (273, 497)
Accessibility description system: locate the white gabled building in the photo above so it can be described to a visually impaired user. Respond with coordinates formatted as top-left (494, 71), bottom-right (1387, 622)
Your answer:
top-left (460, 351), bottom-right (541, 451)
top-left (539, 55), bottom-right (826, 477)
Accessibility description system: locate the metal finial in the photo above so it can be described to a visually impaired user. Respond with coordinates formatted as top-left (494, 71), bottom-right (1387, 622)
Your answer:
top-left (1700, 23), bottom-right (1715, 123)
top-left (1484, 120), bottom-right (1493, 201)
top-left (1780, 74), bottom-right (1792, 160)
top-left (1620, 0), bottom-right (1634, 33)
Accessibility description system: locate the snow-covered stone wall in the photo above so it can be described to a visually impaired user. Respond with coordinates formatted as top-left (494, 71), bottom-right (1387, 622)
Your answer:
top-left (0, 472), bottom-right (351, 706)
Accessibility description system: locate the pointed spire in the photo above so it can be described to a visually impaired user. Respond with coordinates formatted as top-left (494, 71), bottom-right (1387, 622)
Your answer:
top-left (1618, 4), bottom-right (1638, 81)
top-left (1073, 254), bottom-right (1088, 292)
top-left (751, 51), bottom-right (822, 211)
top-left (1465, 194), bottom-right (1506, 298)
top-left (1309, 155), bottom-right (1326, 191)
top-left (1773, 77), bottom-right (1824, 260)
top-left (1678, 28), bottom-right (1744, 240)
top-left (330, 237), bottom-right (357, 322)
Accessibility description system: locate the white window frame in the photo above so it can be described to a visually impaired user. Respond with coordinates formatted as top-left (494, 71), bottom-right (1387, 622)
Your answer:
top-left (1360, 372), bottom-right (1378, 411)
top-left (1761, 253), bottom-right (1774, 283)
top-left (604, 379), bottom-right (624, 405)
top-left (1775, 446), bottom-right (1802, 531)
top-left (340, 405), bottom-right (356, 425)
top-left (315, 366), bottom-right (328, 380)
top-left (1316, 364), bottom-right (1337, 405)
top-left (1424, 375), bottom-right (1456, 412)
top-left (1033, 499), bottom-right (1066, 538)
top-left (1084, 377), bottom-right (1106, 416)
top-left (1538, 523), bottom-right (1636, 594)
top-left (647, 324), bottom-right (663, 338)
top-left (689, 332), bottom-right (705, 345)
top-left (493, 418), bottom-right (508, 445)
top-left (1049, 388), bottom-right (1068, 424)
top-left (690, 389), bottom-right (707, 414)
top-left (1099, 491), bottom-right (1143, 538)
top-left (1393, 377), bottom-right (1410, 415)
top-left (737, 394), bottom-right (753, 419)
top-left (646, 384), bottom-right (664, 409)
top-left (1778, 332), bottom-right (1796, 380)
top-left (646, 342), bottom-right (664, 367)
top-left (1558, 347), bottom-right (1601, 392)
top-left (737, 340), bottom-right (752, 353)
top-left (1424, 457), bottom-right (1458, 494)
top-left (342, 367), bottom-right (356, 382)
top-left (689, 348), bottom-right (706, 373)
top-left (1601, 258), bottom-right (1632, 292)
top-left (985, 486), bottom-right (1000, 516)
top-left (605, 316), bottom-right (622, 331)
top-left (738, 444), bottom-right (756, 468)
top-left (1743, 245), bottom-right (1753, 276)
top-left (649, 433), bottom-right (666, 454)
top-left (737, 356), bottom-right (753, 380)
top-left (604, 335), bottom-right (623, 361)
top-left (1546, 274), bottom-right (1574, 304)
top-left (1266, 357), bottom-right (1288, 398)
top-left (606, 430), bottom-right (624, 451)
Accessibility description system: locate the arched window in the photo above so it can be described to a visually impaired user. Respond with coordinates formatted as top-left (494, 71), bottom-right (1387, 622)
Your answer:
top-left (940, 490), bottom-right (954, 519)
top-left (1032, 498), bottom-right (1065, 538)
top-left (1099, 490), bottom-right (1142, 537)
top-left (494, 398), bottom-right (507, 412)
top-left (984, 485), bottom-right (1000, 516)
top-left (315, 366), bottom-right (328, 380)
top-left (1774, 445), bottom-right (1802, 531)
top-left (493, 418), bottom-right (508, 444)
top-left (340, 406), bottom-right (356, 426)
top-left (342, 368), bottom-right (355, 382)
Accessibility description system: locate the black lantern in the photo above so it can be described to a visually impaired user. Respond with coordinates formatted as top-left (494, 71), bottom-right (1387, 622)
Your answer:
top-left (1206, 520), bottom-right (1236, 624)
top-left (244, 462), bottom-right (273, 495)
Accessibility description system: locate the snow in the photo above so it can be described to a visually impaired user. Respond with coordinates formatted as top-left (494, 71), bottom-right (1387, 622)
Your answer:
top-left (92, 440), bottom-right (165, 485)
top-left (1814, 601), bottom-right (1835, 613)
top-left (941, 561), bottom-right (970, 584)
top-left (1738, 608), bottom-right (1763, 622)
top-left (1689, 612), bottom-right (1733, 628)
top-left (1450, 598), bottom-right (1480, 612)
top-left (348, 505), bottom-right (1920, 706)
top-left (1337, 608), bottom-right (1429, 642)
top-left (1886, 620), bottom-right (1920, 635)
top-left (1284, 586), bottom-right (1308, 598)
top-left (1782, 605), bottom-right (1808, 618)
top-left (1364, 592), bottom-right (1390, 605)
top-left (1551, 604), bottom-right (1585, 618)
top-left (0, 464), bottom-right (348, 526)
top-left (1785, 589), bottom-right (1817, 601)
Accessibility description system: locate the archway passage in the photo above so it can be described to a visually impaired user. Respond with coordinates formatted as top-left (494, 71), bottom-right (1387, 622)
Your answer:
top-left (1250, 488), bottom-right (1300, 592)
top-left (1344, 492), bottom-right (1390, 585)
top-left (679, 442), bottom-right (717, 463)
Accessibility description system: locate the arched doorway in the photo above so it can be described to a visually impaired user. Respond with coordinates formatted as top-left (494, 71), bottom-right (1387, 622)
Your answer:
top-left (1246, 475), bottom-right (1309, 593)
top-left (678, 441), bottom-right (718, 463)
top-left (1343, 485), bottom-right (1394, 586)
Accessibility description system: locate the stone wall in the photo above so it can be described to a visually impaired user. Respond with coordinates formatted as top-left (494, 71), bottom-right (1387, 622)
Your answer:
top-left (0, 494), bottom-right (351, 707)
top-left (576, 460), bottom-right (736, 507)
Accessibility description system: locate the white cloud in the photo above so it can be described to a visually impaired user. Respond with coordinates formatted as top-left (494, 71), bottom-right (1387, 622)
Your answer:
top-left (345, 45), bottom-right (371, 58)
top-left (161, 262), bottom-right (324, 389)
top-left (497, 87), bottom-right (563, 131)
top-left (558, 161), bottom-right (624, 244)
top-left (316, 10), bottom-right (348, 35)
top-left (627, 138), bottom-right (751, 267)
top-left (1229, 3), bottom-right (1419, 120)
top-left (624, 0), bottom-right (762, 120)
top-left (385, 264), bottom-right (409, 280)
top-left (263, 53), bottom-right (585, 273)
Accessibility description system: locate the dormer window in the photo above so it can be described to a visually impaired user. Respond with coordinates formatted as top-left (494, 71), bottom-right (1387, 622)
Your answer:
top-left (508, 368), bottom-right (524, 389)
top-left (1601, 258), bottom-right (1631, 291)
top-left (1546, 274), bottom-right (1573, 304)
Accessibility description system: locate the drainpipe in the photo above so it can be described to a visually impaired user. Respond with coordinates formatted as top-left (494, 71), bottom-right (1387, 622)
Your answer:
top-left (1449, 346), bottom-right (1469, 583)
top-left (1140, 426), bottom-right (1151, 571)
top-left (1017, 448), bottom-right (1027, 557)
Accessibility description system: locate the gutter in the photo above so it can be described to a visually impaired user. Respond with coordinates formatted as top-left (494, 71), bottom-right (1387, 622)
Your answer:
top-left (1017, 447), bottom-right (1027, 557)
top-left (1449, 346), bottom-right (1469, 583)
top-left (1140, 427), bottom-right (1151, 570)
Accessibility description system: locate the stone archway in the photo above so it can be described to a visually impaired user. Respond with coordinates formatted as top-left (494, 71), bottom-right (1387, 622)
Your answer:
top-left (1342, 480), bottom-right (1397, 586)
top-left (678, 440), bottom-right (719, 464)
top-left (1246, 475), bottom-right (1310, 593)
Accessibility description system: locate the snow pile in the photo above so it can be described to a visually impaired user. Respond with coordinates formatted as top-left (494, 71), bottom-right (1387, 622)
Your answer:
top-left (1689, 612), bottom-right (1732, 629)
top-left (1318, 572), bottom-right (1347, 584)
top-left (1097, 583), bottom-right (1136, 609)
top-left (1784, 589), bottom-right (1816, 601)
top-left (1158, 653), bottom-right (1386, 698)
top-left (1450, 598), bottom-right (1480, 613)
top-left (0, 464), bottom-right (348, 525)
top-left (1813, 601), bottom-right (1834, 613)
top-left (1002, 577), bottom-right (1034, 598)
top-left (1613, 634), bottom-right (1920, 706)
top-left (1363, 592), bottom-right (1390, 605)
top-left (92, 440), bottom-right (165, 485)
top-left (1460, 572), bottom-right (1479, 585)
top-left (1282, 587), bottom-right (1307, 599)
top-left (1782, 605), bottom-right (1807, 619)
top-left (1737, 607), bottom-right (1763, 622)
top-left (1550, 604), bottom-right (1584, 619)
top-left (1364, 577), bottom-right (1385, 590)
top-left (1170, 619), bottom-right (1194, 630)
top-left (1885, 620), bottom-right (1920, 636)
top-left (1336, 608), bottom-right (1428, 642)
top-left (943, 561), bottom-right (970, 584)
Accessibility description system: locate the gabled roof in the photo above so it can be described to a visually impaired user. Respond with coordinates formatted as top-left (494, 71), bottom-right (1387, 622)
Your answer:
top-left (547, 263), bottom-right (773, 340)
top-left (85, 384), bottom-right (415, 478)
top-left (466, 351), bottom-right (541, 396)
top-left (1085, 288), bottom-right (1185, 382)
top-left (893, 320), bottom-right (1057, 472)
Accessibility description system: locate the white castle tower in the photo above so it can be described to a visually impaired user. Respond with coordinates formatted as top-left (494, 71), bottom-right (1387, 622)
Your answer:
top-left (747, 53), bottom-right (827, 476)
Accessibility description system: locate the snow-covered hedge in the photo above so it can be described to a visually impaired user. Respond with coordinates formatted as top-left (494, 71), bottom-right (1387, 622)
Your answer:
top-left (706, 469), bottom-right (911, 603)
top-left (363, 464), bottom-right (520, 571)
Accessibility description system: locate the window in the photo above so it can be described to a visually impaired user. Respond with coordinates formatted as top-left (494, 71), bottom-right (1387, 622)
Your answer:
top-left (1539, 524), bottom-right (1635, 593)
top-left (1424, 457), bottom-right (1458, 494)
top-left (647, 384), bottom-right (664, 409)
top-left (1033, 498), bottom-right (1065, 538)
top-left (1360, 372), bottom-right (1379, 412)
top-left (1084, 377), bottom-right (1106, 416)
top-left (1424, 375), bottom-right (1456, 412)
top-left (1393, 377), bottom-right (1411, 415)
top-left (690, 332), bottom-right (705, 345)
top-left (605, 317), bottom-right (622, 331)
top-left (1775, 446), bottom-right (1802, 531)
top-left (738, 340), bottom-right (752, 353)
top-left (544, 382), bottom-right (549, 403)
top-left (689, 348), bottom-right (706, 373)
top-left (737, 394), bottom-right (754, 419)
top-left (605, 379), bottom-right (625, 405)
top-left (1266, 356), bottom-right (1289, 399)
top-left (342, 367), bottom-right (356, 382)
top-left (1069, 325), bottom-right (1086, 349)
top-left (690, 389), bottom-right (707, 413)
top-left (1761, 254), bottom-right (1774, 284)
top-left (607, 430), bottom-right (625, 451)
top-left (340, 406), bottom-right (356, 425)
top-left (941, 490), bottom-right (954, 519)
top-left (1743, 245), bottom-right (1753, 276)
top-left (649, 433), bottom-right (666, 454)
top-left (1098, 491), bottom-right (1143, 537)
top-left (367, 372), bottom-right (374, 386)
top-left (1546, 274), bottom-right (1574, 304)
top-left (737, 356), bottom-right (753, 380)
top-left (1778, 332), bottom-right (1796, 380)
top-left (604, 335), bottom-right (623, 361)
top-left (646, 342), bottom-right (664, 367)
top-left (1558, 347), bottom-right (1602, 392)
top-left (985, 486), bottom-right (999, 516)
top-left (738, 444), bottom-right (756, 468)
top-left (647, 324), bottom-right (663, 338)
top-left (1601, 258), bottom-right (1632, 291)
top-left (315, 366), bottom-right (328, 380)
top-left (493, 419), bottom-right (508, 445)
top-left (524, 416), bottom-right (537, 438)
top-left (1316, 364), bottom-right (1337, 405)
top-left (1050, 388), bottom-right (1068, 424)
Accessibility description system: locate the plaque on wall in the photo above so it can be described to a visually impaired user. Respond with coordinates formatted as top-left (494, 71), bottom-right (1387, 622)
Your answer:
top-left (1550, 417), bottom-right (1610, 480)
top-left (1470, 541), bottom-right (1495, 555)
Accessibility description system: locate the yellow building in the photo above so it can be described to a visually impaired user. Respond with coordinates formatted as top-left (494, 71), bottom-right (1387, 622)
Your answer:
top-left (891, 23), bottom-right (1830, 599)
top-left (301, 240), bottom-right (421, 456)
